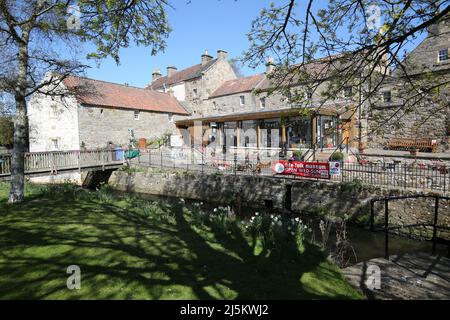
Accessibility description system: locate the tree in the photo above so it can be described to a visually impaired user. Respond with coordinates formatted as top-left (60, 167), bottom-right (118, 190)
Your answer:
top-left (229, 57), bottom-right (244, 78)
top-left (0, 0), bottom-right (172, 203)
top-left (244, 1), bottom-right (450, 148)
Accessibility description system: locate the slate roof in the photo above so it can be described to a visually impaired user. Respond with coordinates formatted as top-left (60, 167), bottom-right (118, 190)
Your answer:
top-left (209, 55), bottom-right (345, 98)
top-left (63, 76), bottom-right (189, 115)
top-left (209, 74), bottom-right (265, 98)
top-left (148, 59), bottom-right (218, 89)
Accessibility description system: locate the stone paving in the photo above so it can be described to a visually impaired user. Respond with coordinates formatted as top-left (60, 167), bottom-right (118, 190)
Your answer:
top-left (342, 252), bottom-right (450, 299)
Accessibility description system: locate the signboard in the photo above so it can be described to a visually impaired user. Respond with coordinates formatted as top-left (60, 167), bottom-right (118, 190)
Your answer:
top-left (329, 161), bottom-right (341, 175)
top-left (170, 135), bottom-right (183, 147)
top-left (272, 161), bottom-right (330, 179)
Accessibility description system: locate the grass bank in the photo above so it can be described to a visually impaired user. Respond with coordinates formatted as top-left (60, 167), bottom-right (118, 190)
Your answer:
top-left (0, 182), bottom-right (361, 299)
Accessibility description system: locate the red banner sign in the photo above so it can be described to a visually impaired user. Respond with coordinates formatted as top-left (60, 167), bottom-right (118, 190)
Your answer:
top-left (272, 160), bottom-right (330, 179)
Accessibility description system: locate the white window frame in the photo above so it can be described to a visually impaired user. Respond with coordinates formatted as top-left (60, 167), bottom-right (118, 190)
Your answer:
top-left (260, 97), bottom-right (266, 109)
top-left (134, 110), bottom-right (140, 120)
top-left (193, 88), bottom-right (198, 98)
top-left (51, 138), bottom-right (59, 150)
top-left (168, 113), bottom-right (173, 123)
top-left (49, 104), bottom-right (58, 119)
top-left (438, 49), bottom-right (449, 63)
top-left (239, 95), bottom-right (245, 106)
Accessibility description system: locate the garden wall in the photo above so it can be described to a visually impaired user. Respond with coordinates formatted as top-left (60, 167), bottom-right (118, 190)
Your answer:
top-left (108, 168), bottom-right (450, 228)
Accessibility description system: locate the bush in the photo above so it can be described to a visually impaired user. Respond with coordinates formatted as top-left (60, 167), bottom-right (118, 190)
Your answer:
top-left (329, 152), bottom-right (344, 161)
top-left (292, 150), bottom-right (303, 159)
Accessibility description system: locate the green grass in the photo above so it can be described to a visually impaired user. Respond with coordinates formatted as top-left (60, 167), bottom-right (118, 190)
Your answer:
top-left (0, 182), bottom-right (362, 299)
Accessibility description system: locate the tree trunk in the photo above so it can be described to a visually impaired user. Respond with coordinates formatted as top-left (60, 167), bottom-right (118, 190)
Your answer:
top-left (8, 40), bottom-right (29, 203)
top-left (8, 96), bottom-right (27, 203)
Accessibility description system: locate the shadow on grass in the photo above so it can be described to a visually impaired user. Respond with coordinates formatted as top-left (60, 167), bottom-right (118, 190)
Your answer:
top-left (0, 185), bottom-right (359, 299)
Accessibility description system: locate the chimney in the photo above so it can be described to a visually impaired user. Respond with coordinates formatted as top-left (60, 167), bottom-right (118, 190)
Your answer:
top-left (201, 49), bottom-right (213, 65)
top-left (217, 49), bottom-right (228, 60)
top-left (152, 69), bottom-right (162, 81)
top-left (166, 66), bottom-right (177, 77)
top-left (265, 57), bottom-right (275, 74)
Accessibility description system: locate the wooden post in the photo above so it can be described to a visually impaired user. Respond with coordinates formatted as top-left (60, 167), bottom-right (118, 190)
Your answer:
top-left (311, 114), bottom-right (317, 149)
top-left (236, 121), bottom-right (241, 147)
top-left (257, 120), bottom-right (261, 149)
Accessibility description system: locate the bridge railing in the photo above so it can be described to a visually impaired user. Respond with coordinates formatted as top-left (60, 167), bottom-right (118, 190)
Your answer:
top-left (0, 149), bottom-right (123, 177)
top-left (0, 154), bottom-right (12, 176)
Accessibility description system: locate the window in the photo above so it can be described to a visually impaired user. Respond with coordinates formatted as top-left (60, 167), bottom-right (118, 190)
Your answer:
top-left (344, 86), bottom-right (353, 99)
top-left (51, 139), bottom-right (59, 150)
top-left (239, 95), bottom-right (245, 106)
top-left (134, 110), bottom-right (140, 120)
top-left (260, 97), bottom-right (266, 109)
top-left (193, 88), bottom-right (198, 98)
top-left (304, 91), bottom-right (312, 100)
top-left (49, 105), bottom-right (58, 119)
top-left (438, 49), bottom-right (449, 62)
top-left (168, 113), bottom-right (173, 123)
top-left (383, 91), bottom-right (392, 103)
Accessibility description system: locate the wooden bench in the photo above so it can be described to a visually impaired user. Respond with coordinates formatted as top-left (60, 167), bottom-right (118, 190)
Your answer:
top-left (255, 161), bottom-right (272, 174)
top-left (388, 138), bottom-right (437, 153)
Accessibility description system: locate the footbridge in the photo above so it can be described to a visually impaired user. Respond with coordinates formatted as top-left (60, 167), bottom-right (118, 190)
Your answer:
top-left (0, 149), bottom-right (124, 181)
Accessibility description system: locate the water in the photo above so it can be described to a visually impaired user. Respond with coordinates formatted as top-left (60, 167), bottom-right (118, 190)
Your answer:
top-left (126, 192), bottom-right (441, 267)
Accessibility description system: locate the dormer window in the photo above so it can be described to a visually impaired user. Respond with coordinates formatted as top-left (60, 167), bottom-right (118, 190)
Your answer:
top-left (239, 95), bottom-right (245, 106)
top-left (438, 49), bottom-right (449, 62)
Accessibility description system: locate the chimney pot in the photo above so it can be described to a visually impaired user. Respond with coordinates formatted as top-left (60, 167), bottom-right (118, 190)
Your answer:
top-left (201, 49), bottom-right (213, 65)
top-left (152, 69), bottom-right (162, 81)
top-left (166, 66), bottom-right (177, 77)
top-left (265, 57), bottom-right (275, 74)
top-left (217, 49), bottom-right (228, 60)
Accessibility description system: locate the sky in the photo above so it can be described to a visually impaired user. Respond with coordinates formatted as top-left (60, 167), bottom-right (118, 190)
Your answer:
top-left (84, 0), bottom-right (276, 87)
top-left (82, 0), bottom-right (427, 88)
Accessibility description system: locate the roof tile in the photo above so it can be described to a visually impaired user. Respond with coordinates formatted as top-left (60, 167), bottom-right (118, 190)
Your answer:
top-left (63, 76), bottom-right (189, 115)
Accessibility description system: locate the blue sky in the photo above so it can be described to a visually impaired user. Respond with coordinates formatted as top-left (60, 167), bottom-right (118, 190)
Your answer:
top-left (83, 0), bottom-right (426, 88)
top-left (84, 0), bottom-right (275, 87)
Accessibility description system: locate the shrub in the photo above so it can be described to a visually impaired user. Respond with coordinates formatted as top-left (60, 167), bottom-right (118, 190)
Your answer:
top-left (292, 150), bottom-right (303, 160)
top-left (329, 152), bottom-right (344, 161)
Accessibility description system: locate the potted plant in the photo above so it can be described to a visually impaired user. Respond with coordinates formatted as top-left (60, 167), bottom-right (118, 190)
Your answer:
top-left (329, 151), bottom-right (344, 163)
top-left (358, 142), bottom-right (365, 154)
top-left (290, 150), bottom-right (303, 161)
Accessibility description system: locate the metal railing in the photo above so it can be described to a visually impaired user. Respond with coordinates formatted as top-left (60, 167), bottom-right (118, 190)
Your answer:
top-left (341, 162), bottom-right (449, 193)
top-left (133, 149), bottom-right (449, 193)
top-left (370, 195), bottom-right (450, 259)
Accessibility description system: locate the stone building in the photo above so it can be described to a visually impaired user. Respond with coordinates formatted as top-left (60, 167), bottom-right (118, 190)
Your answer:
top-left (28, 75), bottom-right (188, 152)
top-left (147, 50), bottom-right (237, 117)
top-left (367, 14), bottom-right (450, 152)
top-left (174, 56), bottom-right (361, 154)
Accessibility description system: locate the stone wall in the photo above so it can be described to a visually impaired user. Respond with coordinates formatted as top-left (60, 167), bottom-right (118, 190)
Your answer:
top-left (28, 91), bottom-right (80, 152)
top-left (184, 57), bottom-right (237, 117)
top-left (108, 168), bottom-right (450, 229)
top-left (368, 76), bottom-right (450, 152)
top-left (77, 105), bottom-right (178, 149)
